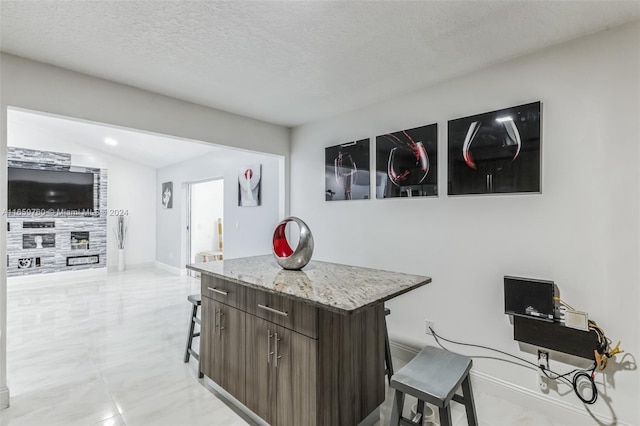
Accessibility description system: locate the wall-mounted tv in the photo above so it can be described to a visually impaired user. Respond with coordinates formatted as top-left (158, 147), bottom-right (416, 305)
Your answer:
top-left (8, 167), bottom-right (95, 212)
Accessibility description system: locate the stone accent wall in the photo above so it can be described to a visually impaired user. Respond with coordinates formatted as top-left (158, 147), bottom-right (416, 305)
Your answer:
top-left (6, 147), bottom-right (108, 276)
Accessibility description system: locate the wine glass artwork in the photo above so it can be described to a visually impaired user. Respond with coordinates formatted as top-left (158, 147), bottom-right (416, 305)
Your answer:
top-left (375, 124), bottom-right (438, 198)
top-left (462, 117), bottom-right (521, 192)
top-left (386, 132), bottom-right (429, 195)
top-left (448, 101), bottom-right (541, 195)
top-left (334, 150), bottom-right (357, 200)
top-left (324, 139), bottom-right (370, 201)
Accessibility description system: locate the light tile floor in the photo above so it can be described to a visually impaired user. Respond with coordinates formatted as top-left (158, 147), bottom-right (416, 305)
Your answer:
top-left (1, 268), bottom-right (557, 426)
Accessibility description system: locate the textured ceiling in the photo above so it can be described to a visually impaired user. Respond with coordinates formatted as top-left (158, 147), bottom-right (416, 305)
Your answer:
top-left (1, 1), bottom-right (639, 127)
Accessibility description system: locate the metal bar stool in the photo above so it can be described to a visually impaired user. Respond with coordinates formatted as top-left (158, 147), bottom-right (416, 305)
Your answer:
top-left (384, 307), bottom-right (394, 384)
top-left (389, 346), bottom-right (478, 426)
top-left (184, 294), bottom-right (203, 378)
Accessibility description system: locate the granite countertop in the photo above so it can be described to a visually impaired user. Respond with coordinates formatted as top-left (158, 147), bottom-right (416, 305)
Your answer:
top-left (187, 255), bottom-right (431, 314)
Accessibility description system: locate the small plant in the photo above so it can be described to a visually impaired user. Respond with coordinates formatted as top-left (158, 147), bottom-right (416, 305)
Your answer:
top-left (113, 215), bottom-right (127, 250)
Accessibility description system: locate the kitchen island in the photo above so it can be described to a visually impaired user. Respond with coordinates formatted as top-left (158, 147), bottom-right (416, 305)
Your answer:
top-left (187, 255), bottom-right (431, 426)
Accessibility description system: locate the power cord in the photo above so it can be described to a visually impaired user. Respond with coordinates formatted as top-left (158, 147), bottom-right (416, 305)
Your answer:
top-left (429, 327), bottom-right (599, 405)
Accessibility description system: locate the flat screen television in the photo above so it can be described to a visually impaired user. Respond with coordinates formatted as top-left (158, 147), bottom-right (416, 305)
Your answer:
top-left (504, 276), bottom-right (555, 322)
top-left (8, 167), bottom-right (95, 212)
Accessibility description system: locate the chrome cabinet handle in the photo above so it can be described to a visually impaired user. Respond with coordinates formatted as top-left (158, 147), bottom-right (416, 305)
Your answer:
top-left (275, 332), bottom-right (282, 368)
top-left (216, 307), bottom-right (223, 336)
top-left (207, 287), bottom-right (228, 296)
top-left (257, 304), bottom-right (289, 317)
top-left (267, 329), bottom-right (274, 364)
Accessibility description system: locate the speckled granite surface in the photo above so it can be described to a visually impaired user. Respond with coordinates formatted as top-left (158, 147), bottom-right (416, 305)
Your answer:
top-left (187, 255), bottom-right (431, 314)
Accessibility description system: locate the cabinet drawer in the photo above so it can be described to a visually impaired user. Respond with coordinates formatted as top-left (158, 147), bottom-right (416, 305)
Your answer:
top-left (201, 275), bottom-right (245, 308)
top-left (246, 287), bottom-right (318, 339)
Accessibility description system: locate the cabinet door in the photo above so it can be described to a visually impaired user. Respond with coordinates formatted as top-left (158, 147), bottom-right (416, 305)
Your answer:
top-left (244, 315), bottom-right (277, 424)
top-left (200, 296), bottom-right (215, 380)
top-left (273, 323), bottom-right (317, 426)
top-left (211, 301), bottom-right (246, 401)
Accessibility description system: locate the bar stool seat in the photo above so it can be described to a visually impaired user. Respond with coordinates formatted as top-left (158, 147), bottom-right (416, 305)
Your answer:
top-left (389, 346), bottom-right (477, 426)
top-left (184, 294), bottom-right (203, 378)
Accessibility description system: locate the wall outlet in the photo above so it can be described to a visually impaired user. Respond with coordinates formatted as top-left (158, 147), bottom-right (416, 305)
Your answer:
top-left (538, 350), bottom-right (549, 370)
top-left (538, 350), bottom-right (549, 392)
top-left (425, 319), bottom-right (435, 335)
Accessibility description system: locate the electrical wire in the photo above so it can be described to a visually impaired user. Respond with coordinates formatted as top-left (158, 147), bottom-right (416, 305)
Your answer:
top-left (553, 296), bottom-right (576, 311)
top-left (573, 369), bottom-right (598, 404)
top-left (430, 327), bottom-right (541, 370)
top-left (429, 327), bottom-right (599, 405)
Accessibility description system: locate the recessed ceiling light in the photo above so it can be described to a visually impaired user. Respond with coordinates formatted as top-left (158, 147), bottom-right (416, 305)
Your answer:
top-left (104, 137), bottom-right (118, 146)
top-left (495, 116), bottom-right (513, 123)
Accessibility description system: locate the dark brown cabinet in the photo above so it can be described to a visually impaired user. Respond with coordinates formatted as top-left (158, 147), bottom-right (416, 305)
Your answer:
top-left (200, 297), bottom-right (246, 401)
top-left (245, 315), bottom-right (317, 426)
top-left (200, 275), bottom-right (385, 426)
top-left (244, 313), bottom-right (274, 422)
top-left (200, 295), bottom-right (214, 379)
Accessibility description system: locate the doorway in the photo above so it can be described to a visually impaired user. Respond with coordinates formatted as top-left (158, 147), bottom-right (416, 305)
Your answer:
top-left (187, 179), bottom-right (224, 276)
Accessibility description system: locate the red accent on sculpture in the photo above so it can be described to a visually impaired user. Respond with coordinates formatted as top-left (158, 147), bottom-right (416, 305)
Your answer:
top-left (272, 223), bottom-right (293, 257)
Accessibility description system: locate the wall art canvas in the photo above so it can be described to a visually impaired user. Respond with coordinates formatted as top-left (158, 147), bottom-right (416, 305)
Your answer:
top-left (238, 164), bottom-right (261, 206)
top-left (161, 182), bottom-right (173, 209)
top-left (325, 139), bottom-right (370, 201)
top-left (375, 124), bottom-right (438, 198)
top-left (448, 101), bottom-right (541, 195)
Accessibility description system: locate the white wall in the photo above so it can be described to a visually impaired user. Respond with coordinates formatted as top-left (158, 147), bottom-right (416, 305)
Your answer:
top-left (7, 117), bottom-right (157, 269)
top-left (290, 23), bottom-right (640, 425)
top-left (190, 179), bottom-right (224, 263)
top-left (0, 53), bottom-right (289, 409)
top-left (156, 150), bottom-right (283, 270)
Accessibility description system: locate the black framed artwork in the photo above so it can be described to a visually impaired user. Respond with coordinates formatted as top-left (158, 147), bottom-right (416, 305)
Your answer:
top-left (325, 139), bottom-right (370, 201)
top-left (375, 123), bottom-right (438, 198)
top-left (448, 101), bottom-right (541, 195)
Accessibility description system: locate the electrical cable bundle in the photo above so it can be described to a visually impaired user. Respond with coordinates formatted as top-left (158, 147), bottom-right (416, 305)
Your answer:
top-left (429, 327), bottom-right (602, 405)
top-left (428, 294), bottom-right (624, 405)
top-left (554, 296), bottom-right (624, 371)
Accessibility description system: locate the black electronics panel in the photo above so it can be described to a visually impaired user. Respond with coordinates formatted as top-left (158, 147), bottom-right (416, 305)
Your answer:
top-left (504, 275), bottom-right (555, 322)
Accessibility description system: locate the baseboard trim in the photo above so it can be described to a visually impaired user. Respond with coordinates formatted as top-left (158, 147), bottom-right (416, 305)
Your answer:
top-left (154, 261), bottom-right (187, 276)
top-left (0, 386), bottom-right (9, 409)
top-left (389, 341), bottom-right (633, 426)
top-left (107, 262), bottom-right (156, 273)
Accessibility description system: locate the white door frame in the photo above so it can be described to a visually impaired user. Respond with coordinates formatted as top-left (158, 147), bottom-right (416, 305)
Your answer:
top-left (186, 177), bottom-right (224, 276)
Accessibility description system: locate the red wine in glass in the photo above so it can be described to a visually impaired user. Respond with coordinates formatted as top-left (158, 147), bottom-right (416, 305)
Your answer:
top-left (387, 141), bottom-right (429, 196)
top-left (462, 117), bottom-right (521, 192)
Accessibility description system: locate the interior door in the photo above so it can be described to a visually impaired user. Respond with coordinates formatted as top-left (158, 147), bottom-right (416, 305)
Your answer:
top-left (187, 179), bottom-right (224, 275)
